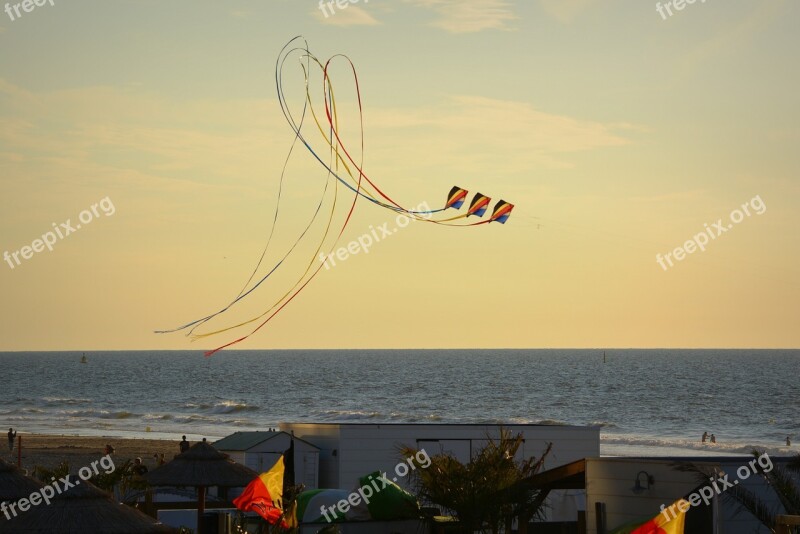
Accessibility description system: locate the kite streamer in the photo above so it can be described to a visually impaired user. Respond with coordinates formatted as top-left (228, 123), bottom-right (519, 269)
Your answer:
top-left (157, 37), bottom-right (516, 355)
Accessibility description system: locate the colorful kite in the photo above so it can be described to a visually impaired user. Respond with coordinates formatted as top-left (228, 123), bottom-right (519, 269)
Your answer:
top-left (445, 186), bottom-right (469, 210)
top-left (467, 193), bottom-right (491, 218)
top-left (157, 37), bottom-right (516, 355)
top-left (489, 200), bottom-right (514, 224)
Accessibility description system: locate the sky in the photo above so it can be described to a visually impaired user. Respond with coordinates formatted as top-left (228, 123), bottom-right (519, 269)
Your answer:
top-left (0, 0), bottom-right (798, 351)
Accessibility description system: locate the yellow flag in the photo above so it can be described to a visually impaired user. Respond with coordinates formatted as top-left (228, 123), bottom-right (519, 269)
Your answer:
top-left (629, 498), bottom-right (688, 533)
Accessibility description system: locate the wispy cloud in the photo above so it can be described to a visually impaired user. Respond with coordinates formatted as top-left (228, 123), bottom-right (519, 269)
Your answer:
top-left (0, 80), bottom-right (287, 201)
top-left (313, 5), bottom-right (380, 26)
top-left (367, 95), bottom-right (633, 171)
top-left (0, 79), bottom-right (633, 184)
top-left (406, 0), bottom-right (517, 33)
top-left (538, 0), bottom-right (599, 23)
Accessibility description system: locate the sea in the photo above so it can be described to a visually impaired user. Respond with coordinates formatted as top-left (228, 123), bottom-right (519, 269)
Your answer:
top-left (0, 350), bottom-right (797, 458)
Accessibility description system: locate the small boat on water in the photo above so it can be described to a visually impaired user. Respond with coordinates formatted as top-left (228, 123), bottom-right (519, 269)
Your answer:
top-left (80, 353), bottom-right (88, 364)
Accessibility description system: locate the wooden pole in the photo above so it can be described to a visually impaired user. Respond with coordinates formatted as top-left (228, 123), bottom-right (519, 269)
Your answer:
top-left (144, 488), bottom-right (154, 518)
top-left (775, 515), bottom-right (800, 534)
top-left (17, 434), bottom-right (21, 468)
top-left (197, 485), bottom-right (206, 534)
top-left (595, 502), bottom-right (606, 534)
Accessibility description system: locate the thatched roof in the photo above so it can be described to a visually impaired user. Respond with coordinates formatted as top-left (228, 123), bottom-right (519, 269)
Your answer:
top-left (0, 476), bottom-right (175, 533)
top-left (145, 438), bottom-right (257, 488)
top-left (0, 458), bottom-right (43, 502)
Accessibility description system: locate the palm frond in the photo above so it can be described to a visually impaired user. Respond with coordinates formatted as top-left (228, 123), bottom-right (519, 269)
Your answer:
top-left (787, 454), bottom-right (800, 474)
top-left (763, 465), bottom-right (800, 514)
top-left (723, 482), bottom-right (778, 532)
top-left (674, 460), bottom-right (775, 529)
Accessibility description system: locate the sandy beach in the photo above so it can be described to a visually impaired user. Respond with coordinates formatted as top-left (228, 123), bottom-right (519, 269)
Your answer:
top-left (3, 434), bottom-right (182, 473)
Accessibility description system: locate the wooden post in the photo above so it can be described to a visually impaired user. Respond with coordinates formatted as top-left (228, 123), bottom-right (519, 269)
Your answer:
top-left (143, 488), bottom-right (154, 518)
top-left (595, 502), bottom-right (607, 534)
top-left (17, 434), bottom-right (21, 468)
top-left (775, 515), bottom-right (800, 534)
top-left (197, 485), bottom-right (206, 534)
top-left (577, 510), bottom-right (587, 534)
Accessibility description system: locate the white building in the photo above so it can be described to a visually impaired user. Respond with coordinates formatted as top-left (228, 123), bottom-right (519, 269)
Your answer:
top-left (585, 456), bottom-right (791, 533)
top-left (280, 422), bottom-right (599, 522)
top-left (214, 431), bottom-right (320, 489)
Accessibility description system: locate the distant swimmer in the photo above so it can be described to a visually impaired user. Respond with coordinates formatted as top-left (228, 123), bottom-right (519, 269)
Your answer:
top-left (710, 434), bottom-right (717, 444)
top-left (702, 431), bottom-right (708, 443)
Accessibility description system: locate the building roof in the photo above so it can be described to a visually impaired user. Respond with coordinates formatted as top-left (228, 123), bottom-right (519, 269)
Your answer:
top-left (526, 458), bottom-right (586, 490)
top-left (281, 422), bottom-right (594, 429)
top-left (214, 431), bottom-right (320, 452)
top-left (0, 457), bottom-right (44, 502)
top-left (145, 439), bottom-right (258, 488)
top-left (2, 475), bottom-right (176, 533)
top-left (214, 431), bottom-right (281, 451)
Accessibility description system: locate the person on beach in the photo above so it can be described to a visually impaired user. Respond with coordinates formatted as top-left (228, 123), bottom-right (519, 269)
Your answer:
top-left (104, 444), bottom-right (115, 455)
top-left (787, 436), bottom-right (792, 447)
top-left (132, 457), bottom-right (148, 476)
top-left (179, 435), bottom-right (190, 453)
top-left (710, 434), bottom-right (716, 443)
top-left (701, 431), bottom-right (708, 443)
top-left (7, 428), bottom-right (16, 452)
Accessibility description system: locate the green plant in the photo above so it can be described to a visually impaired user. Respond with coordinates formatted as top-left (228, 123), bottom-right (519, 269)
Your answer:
top-left (677, 450), bottom-right (800, 533)
top-left (31, 460), bottom-right (70, 483)
top-left (401, 428), bottom-right (552, 534)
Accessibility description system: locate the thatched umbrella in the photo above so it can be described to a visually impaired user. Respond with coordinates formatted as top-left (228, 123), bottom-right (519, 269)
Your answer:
top-left (145, 438), bottom-right (258, 534)
top-left (0, 475), bottom-right (175, 533)
top-left (0, 458), bottom-right (42, 503)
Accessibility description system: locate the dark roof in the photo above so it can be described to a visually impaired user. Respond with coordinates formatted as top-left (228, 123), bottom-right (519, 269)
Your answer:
top-left (526, 459), bottom-right (586, 490)
top-left (0, 476), bottom-right (175, 533)
top-left (0, 458), bottom-right (43, 502)
top-left (145, 439), bottom-right (258, 488)
top-left (214, 431), bottom-right (281, 451)
top-left (280, 422), bottom-right (593, 429)
top-left (214, 431), bottom-right (320, 452)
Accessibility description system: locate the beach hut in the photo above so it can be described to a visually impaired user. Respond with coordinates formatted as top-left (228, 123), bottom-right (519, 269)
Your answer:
top-left (0, 458), bottom-right (42, 503)
top-left (214, 431), bottom-right (320, 489)
top-left (0, 475), bottom-right (175, 533)
top-left (144, 438), bottom-right (258, 534)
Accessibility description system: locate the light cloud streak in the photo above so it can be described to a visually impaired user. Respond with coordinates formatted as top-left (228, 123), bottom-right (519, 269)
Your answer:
top-left (406, 0), bottom-right (517, 33)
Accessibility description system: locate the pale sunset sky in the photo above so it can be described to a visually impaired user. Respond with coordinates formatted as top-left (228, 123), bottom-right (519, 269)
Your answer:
top-left (0, 0), bottom-right (798, 351)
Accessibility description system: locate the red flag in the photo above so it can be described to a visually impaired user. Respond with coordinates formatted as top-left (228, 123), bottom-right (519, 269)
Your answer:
top-left (613, 498), bottom-right (688, 534)
top-left (233, 456), bottom-right (285, 525)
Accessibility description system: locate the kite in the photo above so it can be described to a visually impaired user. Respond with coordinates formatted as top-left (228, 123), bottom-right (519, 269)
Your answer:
top-left (466, 193), bottom-right (491, 218)
top-left (445, 186), bottom-right (468, 210)
top-left (489, 200), bottom-right (514, 224)
top-left (157, 37), bottom-right (516, 356)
